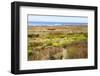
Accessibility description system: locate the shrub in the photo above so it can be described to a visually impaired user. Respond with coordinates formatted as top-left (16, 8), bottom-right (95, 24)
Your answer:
top-left (28, 33), bottom-right (39, 38)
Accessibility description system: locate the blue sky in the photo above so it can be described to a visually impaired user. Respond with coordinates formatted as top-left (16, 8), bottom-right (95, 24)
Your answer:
top-left (28, 15), bottom-right (88, 26)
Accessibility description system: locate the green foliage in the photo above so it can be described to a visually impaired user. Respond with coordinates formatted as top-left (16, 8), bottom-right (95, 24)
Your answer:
top-left (28, 32), bottom-right (87, 49)
top-left (28, 33), bottom-right (39, 38)
top-left (28, 50), bottom-right (33, 56)
top-left (28, 30), bottom-right (88, 60)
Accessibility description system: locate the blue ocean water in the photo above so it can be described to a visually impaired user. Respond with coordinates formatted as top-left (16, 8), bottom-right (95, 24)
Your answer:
top-left (28, 21), bottom-right (87, 26)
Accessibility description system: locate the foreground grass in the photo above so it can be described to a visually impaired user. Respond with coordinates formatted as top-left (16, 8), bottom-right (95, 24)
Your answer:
top-left (28, 26), bottom-right (88, 60)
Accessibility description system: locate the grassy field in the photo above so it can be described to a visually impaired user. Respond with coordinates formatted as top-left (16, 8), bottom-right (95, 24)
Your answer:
top-left (28, 25), bottom-right (88, 61)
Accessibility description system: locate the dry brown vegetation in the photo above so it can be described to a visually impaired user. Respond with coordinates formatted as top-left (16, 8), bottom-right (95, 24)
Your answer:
top-left (28, 25), bottom-right (88, 61)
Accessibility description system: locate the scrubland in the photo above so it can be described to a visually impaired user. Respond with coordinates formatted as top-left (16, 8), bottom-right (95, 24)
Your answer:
top-left (28, 25), bottom-right (88, 61)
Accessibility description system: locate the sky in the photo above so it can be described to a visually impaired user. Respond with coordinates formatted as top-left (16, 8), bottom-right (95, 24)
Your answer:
top-left (28, 15), bottom-right (88, 26)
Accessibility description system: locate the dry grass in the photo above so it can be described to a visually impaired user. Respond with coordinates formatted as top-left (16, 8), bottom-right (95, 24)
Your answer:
top-left (28, 25), bottom-right (88, 61)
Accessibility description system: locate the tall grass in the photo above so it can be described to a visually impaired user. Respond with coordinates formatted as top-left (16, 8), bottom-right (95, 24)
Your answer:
top-left (28, 26), bottom-right (88, 60)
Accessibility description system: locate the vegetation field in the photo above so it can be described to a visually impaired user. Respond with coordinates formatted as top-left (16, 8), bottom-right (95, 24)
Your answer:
top-left (28, 25), bottom-right (88, 61)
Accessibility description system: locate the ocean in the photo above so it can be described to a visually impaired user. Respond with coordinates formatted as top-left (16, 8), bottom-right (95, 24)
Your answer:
top-left (28, 21), bottom-right (87, 26)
